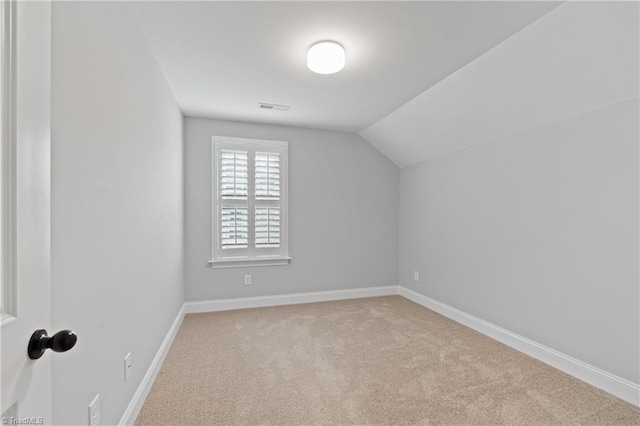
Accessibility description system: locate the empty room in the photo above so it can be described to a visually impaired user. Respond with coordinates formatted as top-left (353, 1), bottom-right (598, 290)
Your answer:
top-left (1, 0), bottom-right (639, 425)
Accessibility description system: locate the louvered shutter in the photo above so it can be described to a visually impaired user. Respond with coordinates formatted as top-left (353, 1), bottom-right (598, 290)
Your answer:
top-left (255, 152), bottom-right (280, 200)
top-left (219, 149), bottom-right (249, 250)
top-left (254, 151), bottom-right (281, 248)
top-left (220, 149), bottom-right (248, 199)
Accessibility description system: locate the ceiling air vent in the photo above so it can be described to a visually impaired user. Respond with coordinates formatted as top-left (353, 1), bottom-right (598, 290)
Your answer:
top-left (259, 103), bottom-right (290, 111)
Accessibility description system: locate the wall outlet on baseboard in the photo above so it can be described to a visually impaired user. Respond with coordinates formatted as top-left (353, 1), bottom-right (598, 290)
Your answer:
top-left (414, 271), bottom-right (419, 282)
top-left (124, 352), bottom-right (132, 381)
top-left (88, 394), bottom-right (100, 425)
top-left (244, 274), bottom-right (252, 285)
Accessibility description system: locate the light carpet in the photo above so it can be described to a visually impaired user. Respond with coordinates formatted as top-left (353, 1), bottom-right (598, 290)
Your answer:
top-left (136, 296), bottom-right (640, 425)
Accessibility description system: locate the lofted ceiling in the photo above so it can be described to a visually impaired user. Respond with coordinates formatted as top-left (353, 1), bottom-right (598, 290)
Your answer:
top-left (130, 1), bottom-right (559, 132)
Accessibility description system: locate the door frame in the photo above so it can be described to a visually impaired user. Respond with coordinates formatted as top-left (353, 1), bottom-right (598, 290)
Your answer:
top-left (0, 0), bottom-right (17, 325)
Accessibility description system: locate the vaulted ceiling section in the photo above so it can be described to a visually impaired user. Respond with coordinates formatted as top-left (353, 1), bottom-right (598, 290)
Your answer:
top-left (132, 1), bottom-right (638, 168)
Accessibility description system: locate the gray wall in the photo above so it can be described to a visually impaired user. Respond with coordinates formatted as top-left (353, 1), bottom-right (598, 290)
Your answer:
top-left (185, 118), bottom-right (398, 301)
top-left (51, 3), bottom-right (184, 425)
top-left (399, 99), bottom-right (639, 384)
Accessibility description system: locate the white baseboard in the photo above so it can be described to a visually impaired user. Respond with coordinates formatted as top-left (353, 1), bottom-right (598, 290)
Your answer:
top-left (184, 285), bottom-right (398, 314)
top-left (118, 305), bottom-right (185, 426)
top-left (121, 285), bottom-right (639, 425)
top-left (398, 286), bottom-right (640, 407)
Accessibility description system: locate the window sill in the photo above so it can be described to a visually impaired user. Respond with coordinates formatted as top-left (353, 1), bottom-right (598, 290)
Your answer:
top-left (208, 257), bottom-right (292, 269)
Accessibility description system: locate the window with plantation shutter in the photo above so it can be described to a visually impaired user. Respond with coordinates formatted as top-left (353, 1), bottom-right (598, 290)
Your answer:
top-left (211, 137), bottom-right (289, 268)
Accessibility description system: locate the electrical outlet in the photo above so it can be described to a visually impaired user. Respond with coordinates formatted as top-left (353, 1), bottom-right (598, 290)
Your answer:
top-left (89, 394), bottom-right (100, 426)
top-left (244, 274), bottom-right (252, 285)
top-left (414, 271), bottom-right (419, 281)
top-left (124, 352), bottom-right (132, 382)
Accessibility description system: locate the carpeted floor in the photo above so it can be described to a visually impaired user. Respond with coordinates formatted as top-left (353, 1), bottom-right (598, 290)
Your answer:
top-left (136, 296), bottom-right (640, 425)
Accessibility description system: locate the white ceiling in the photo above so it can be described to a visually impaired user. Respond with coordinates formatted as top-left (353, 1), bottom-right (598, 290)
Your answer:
top-left (360, 1), bottom-right (640, 167)
top-left (131, 1), bottom-right (559, 132)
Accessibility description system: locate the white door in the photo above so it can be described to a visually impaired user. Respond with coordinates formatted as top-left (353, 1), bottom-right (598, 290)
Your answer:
top-left (1, 1), bottom-right (56, 423)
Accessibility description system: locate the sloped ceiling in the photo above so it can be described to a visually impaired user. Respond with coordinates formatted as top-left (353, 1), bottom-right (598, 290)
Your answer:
top-left (131, 1), bottom-right (559, 132)
top-left (361, 2), bottom-right (639, 168)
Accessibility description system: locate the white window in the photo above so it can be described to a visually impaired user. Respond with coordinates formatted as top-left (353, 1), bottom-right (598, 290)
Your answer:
top-left (210, 136), bottom-right (289, 268)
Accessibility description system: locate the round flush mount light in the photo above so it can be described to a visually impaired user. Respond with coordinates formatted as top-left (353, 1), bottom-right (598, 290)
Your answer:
top-left (307, 41), bottom-right (346, 74)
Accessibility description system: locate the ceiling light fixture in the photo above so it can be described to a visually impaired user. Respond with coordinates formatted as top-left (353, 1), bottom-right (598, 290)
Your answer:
top-left (307, 41), bottom-right (345, 74)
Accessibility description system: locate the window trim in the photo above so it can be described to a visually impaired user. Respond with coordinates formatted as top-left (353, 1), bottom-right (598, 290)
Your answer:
top-left (209, 136), bottom-right (290, 268)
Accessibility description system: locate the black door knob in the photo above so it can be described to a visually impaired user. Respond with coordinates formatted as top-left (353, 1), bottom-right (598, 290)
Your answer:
top-left (28, 329), bottom-right (77, 360)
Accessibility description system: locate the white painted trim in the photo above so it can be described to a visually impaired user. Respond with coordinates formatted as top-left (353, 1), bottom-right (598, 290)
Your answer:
top-left (208, 256), bottom-right (292, 269)
top-left (184, 286), bottom-right (398, 314)
top-left (0, 312), bottom-right (15, 327)
top-left (118, 305), bottom-right (185, 426)
top-left (398, 286), bottom-right (640, 407)
top-left (121, 285), bottom-right (639, 425)
top-left (0, 0), bottom-right (17, 320)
